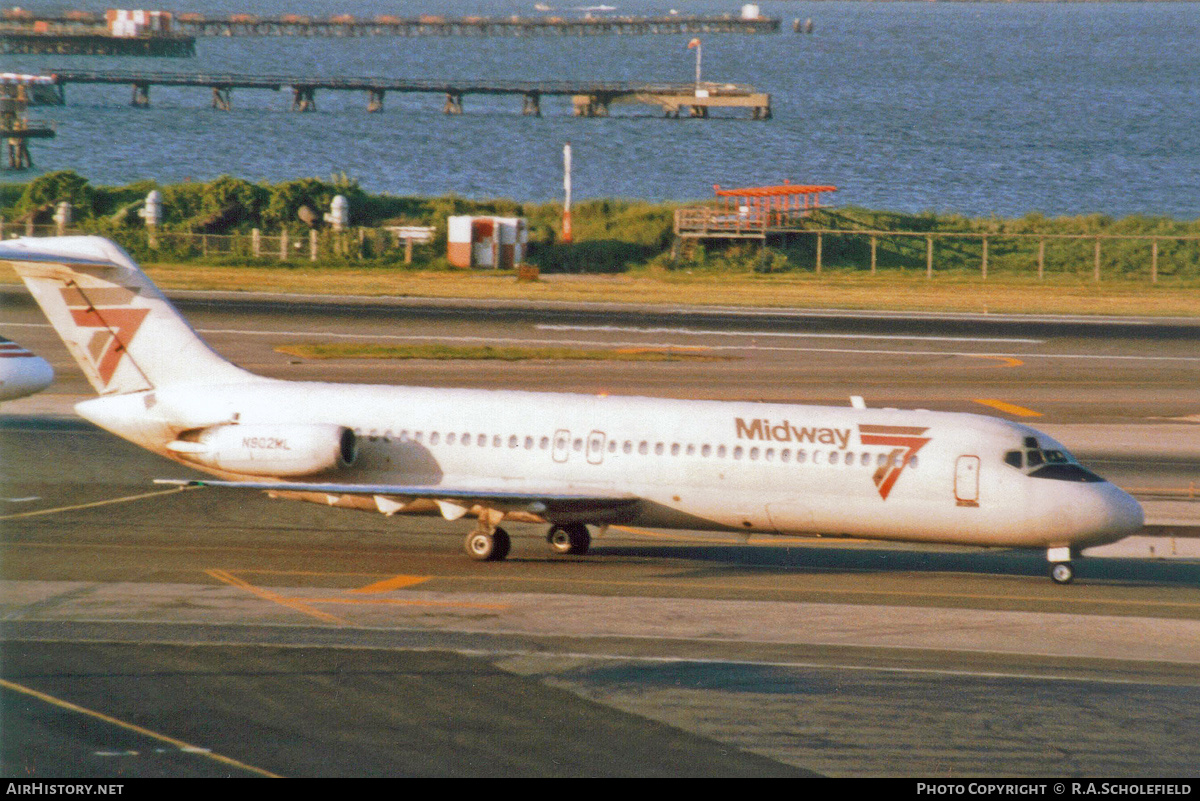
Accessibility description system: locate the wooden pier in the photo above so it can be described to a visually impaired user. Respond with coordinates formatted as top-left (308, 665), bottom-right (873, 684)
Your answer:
top-left (0, 25), bottom-right (195, 56)
top-left (1, 83), bottom-right (55, 170)
top-left (49, 70), bottom-right (772, 120)
top-left (115, 12), bottom-right (779, 38)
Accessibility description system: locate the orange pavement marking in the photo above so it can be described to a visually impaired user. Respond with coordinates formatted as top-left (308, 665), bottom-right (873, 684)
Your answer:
top-left (973, 398), bottom-right (1044, 417)
top-left (352, 575), bottom-right (431, 593)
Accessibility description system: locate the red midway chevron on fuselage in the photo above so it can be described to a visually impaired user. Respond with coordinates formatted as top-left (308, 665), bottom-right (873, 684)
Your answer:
top-left (859, 424), bottom-right (932, 500)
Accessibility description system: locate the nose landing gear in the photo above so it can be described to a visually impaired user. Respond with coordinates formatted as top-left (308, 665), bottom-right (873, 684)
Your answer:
top-left (1050, 561), bottom-right (1075, 585)
top-left (1047, 546), bottom-right (1076, 585)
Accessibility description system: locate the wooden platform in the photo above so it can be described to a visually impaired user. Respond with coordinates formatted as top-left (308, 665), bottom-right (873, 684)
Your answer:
top-left (3, 13), bottom-right (780, 38)
top-left (0, 29), bottom-right (195, 56)
top-left (49, 71), bottom-right (772, 119)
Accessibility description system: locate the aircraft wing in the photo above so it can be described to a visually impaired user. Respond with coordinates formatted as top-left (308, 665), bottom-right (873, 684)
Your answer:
top-left (155, 478), bottom-right (640, 520)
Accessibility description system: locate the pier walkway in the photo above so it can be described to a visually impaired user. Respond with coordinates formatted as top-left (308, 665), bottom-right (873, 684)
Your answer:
top-left (5, 12), bottom-right (780, 38)
top-left (48, 70), bottom-right (772, 119)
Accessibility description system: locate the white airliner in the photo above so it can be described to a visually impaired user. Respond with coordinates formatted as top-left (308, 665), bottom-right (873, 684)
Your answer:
top-left (0, 335), bottom-right (54, 401)
top-left (2, 236), bottom-right (1144, 583)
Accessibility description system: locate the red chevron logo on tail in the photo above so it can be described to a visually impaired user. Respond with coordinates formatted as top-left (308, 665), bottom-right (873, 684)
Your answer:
top-left (60, 286), bottom-right (149, 388)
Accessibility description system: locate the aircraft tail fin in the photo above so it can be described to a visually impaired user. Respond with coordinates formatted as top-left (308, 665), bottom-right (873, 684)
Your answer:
top-left (0, 236), bottom-right (255, 395)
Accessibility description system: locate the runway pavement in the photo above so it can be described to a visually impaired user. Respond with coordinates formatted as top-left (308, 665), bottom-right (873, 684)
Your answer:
top-left (2, 292), bottom-right (1199, 777)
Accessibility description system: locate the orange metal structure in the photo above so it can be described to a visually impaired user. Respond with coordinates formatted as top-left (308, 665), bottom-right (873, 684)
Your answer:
top-left (712, 180), bottom-right (837, 227)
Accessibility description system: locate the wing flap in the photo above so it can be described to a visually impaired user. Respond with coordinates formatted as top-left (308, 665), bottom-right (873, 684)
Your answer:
top-left (155, 478), bottom-right (641, 518)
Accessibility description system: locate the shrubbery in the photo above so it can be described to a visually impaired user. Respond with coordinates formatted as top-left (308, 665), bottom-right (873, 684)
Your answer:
top-left (3, 171), bottom-right (1198, 278)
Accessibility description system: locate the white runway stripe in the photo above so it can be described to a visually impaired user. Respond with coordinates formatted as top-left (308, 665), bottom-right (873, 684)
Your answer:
top-left (536, 323), bottom-right (1045, 345)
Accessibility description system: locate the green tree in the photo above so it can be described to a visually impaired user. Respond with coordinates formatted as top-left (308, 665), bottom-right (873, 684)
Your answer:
top-left (196, 175), bottom-right (268, 230)
top-left (16, 170), bottom-right (93, 217)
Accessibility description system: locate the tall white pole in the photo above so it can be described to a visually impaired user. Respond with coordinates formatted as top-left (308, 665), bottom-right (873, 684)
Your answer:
top-left (695, 40), bottom-right (702, 87)
top-left (562, 142), bottom-right (573, 244)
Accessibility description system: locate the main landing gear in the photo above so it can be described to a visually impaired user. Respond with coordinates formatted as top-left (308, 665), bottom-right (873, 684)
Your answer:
top-left (547, 523), bottom-right (591, 556)
top-left (465, 527), bottom-right (511, 561)
top-left (464, 523), bottom-right (594, 561)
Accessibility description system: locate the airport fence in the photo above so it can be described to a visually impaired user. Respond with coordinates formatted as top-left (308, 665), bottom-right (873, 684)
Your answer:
top-left (797, 228), bottom-right (1200, 283)
top-left (5, 216), bottom-right (1200, 281)
top-left (0, 221), bottom-right (437, 265)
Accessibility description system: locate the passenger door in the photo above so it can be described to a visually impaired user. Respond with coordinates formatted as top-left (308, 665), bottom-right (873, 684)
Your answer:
top-left (955, 455), bottom-right (980, 507)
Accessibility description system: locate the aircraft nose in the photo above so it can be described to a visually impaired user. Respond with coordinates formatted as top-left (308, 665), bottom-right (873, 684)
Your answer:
top-left (1092, 482), bottom-right (1144, 539)
top-left (1106, 484), bottom-right (1145, 536)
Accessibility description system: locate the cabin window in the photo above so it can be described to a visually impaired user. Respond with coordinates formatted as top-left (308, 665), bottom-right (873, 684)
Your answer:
top-left (828, 451), bottom-right (839, 465)
top-left (493, 435), bottom-right (502, 448)
top-left (749, 447), bottom-right (760, 460)
top-left (446, 433), bottom-right (456, 445)
top-left (573, 438), bottom-right (583, 452)
top-left (399, 430), bottom-right (410, 442)
top-left (701, 444), bottom-right (711, 457)
top-left (671, 443), bottom-right (680, 456)
top-left (781, 449), bottom-right (791, 463)
top-left (686, 444), bottom-right (695, 456)
top-left (765, 448), bottom-right (774, 461)
top-left (796, 449), bottom-right (807, 464)
top-left (431, 432), bottom-right (441, 445)
top-left (524, 436), bottom-right (534, 450)
top-left (733, 446), bottom-right (744, 460)
top-left (624, 441), bottom-right (633, 454)
top-left (477, 434), bottom-right (487, 447)
top-left (655, 443), bottom-right (664, 456)
top-left (508, 435), bottom-right (518, 448)
top-left (540, 436), bottom-right (550, 450)
top-left (414, 431), bottom-right (424, 443)
top-left (608, 440), bottom-right (617, 453)
top-left (639, 441), bottom-right (648, 455)
top-left (1005, 450), bottom-right (1024, 469)
top-left (909, 456), bottom-right (919, 469)
top-left (717, 445), bottom-right (727, 458)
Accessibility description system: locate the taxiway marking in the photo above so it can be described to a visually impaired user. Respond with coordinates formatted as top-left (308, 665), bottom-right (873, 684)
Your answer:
top-left (973, 399), bottom-right (1044, 417)
top-left (0, 486), bottom-right (196, 521)
top-left (536, 324), bottom-right (1044, 345)
top-left (206, 568), bottom-right (348, 626)
top-left (352, 575), bottom-right (431, 593)
top-left (0, 677), bottom-right (281, 778)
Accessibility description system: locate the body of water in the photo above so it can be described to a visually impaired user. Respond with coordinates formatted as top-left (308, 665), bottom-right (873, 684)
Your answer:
top-left (5, 0), bottom-right (1199, 218)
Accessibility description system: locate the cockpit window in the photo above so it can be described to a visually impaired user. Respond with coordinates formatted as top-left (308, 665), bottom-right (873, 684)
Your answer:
top-left (1029, 464), bottom-right (1105, 483)
top-left (1005, 440), bottom-right (1102, 482)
